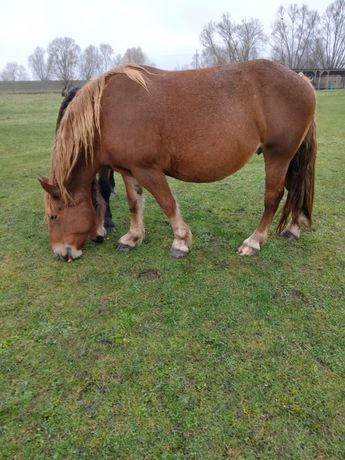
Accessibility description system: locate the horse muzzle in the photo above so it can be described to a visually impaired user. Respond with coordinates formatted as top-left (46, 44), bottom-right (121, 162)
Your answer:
top-left (53, 244), bottom-right (82, 262)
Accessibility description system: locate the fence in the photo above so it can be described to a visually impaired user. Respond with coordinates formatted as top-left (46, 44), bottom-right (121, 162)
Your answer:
top-left (296, 69), bottom-right (345, 90)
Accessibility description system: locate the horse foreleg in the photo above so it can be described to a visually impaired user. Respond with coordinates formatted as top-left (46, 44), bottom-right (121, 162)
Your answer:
top-left (117, 175), bottom-right (145, 251)
top-left (132, 169), bottom-right (192, 257)
top-left (238, 157), bottom-right (288, 256)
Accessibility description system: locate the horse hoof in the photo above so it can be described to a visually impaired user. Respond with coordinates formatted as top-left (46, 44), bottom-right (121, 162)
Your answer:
top-left (117, 243), bottom-right (134, 252)
top-left (170, 247), bottom-right (189, 258)
top-left (237, 244), bottom-right (259, 256)
top-left (281, 229), bottom-right (297, 241)
top-left (92, 235), bottom-right (105, 243)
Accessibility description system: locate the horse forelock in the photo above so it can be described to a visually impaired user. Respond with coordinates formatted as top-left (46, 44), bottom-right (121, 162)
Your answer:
top-left (52, 65), bottom-right (149, 203)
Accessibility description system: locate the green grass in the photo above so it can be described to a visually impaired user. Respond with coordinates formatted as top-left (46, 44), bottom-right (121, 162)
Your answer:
top-left (0, 80), bottom-right (86, 94)
top-left (0, 90), bottom-right (344, 459)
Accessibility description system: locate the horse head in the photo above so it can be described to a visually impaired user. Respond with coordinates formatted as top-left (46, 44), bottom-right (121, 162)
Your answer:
top-left (39, 177), bottom-right (107, 261)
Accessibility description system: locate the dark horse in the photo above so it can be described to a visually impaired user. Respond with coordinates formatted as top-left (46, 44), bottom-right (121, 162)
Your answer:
top-left (57, 86), bottom-right (116, 235)
top-left (40, 60), bottom-right (316, 261)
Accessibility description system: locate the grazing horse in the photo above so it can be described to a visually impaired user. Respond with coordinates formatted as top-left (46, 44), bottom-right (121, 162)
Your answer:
top-left (57, 86), bottom-right (116, 234)
top-left (40, 60), bottom-right (316, 261)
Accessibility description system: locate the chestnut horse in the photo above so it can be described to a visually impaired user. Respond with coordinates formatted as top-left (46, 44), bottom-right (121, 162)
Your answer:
top-left (40, 60), bottom-right (316, 261)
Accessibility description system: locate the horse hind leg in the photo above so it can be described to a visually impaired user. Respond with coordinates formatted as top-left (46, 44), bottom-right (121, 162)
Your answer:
top-left (280, 214), bottom-right (309, 240)
top-left (237, 150), bottom-right (290, 256)
top-left (279, 122), bottom-right (316, 241)
top-left (117, 174), bottom-right (145, 251)
top-left (131, 168), bottom-right (192, 257)
top-left (169, 204), bottom-right (193, 258)
top-left (278, 155), bottom-right (306, 241)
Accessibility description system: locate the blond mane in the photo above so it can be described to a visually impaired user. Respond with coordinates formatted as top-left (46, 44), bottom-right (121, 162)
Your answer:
top-left (51, 65), bottom-right (149, 203)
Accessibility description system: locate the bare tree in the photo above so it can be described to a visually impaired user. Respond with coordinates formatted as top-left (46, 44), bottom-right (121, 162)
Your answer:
top-left (121, 47), bottom-right (154, 65)
top-left (79, 45), bottom-right (102, 80)
top-left (216, 13), bottom-right (243, 62)
top-left (99, 43), bottom-right (115, 71)
top-left (200, 13), bottom-right (266, 66)
top-left (1, 62), bottom-right (28, 81)
top-left (237, 19), bottom-right (267, 61)
top-left (315, 0), bottom-right (345, 68)
top-left (28, 47), bottom-right (52, 80)
top-left (271, 4), bottom-right (320, 68)
top-left (191, 50), bottom-right (200, 68)
top-left (200, 21), bottom-right (225, 66)
top-left (48, 37), bottom-right (81, 83)
top-left (112, 54), bottom-right (122, 67)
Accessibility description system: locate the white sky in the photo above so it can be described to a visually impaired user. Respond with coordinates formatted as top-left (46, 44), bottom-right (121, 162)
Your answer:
top-left (0, 0), bottom-right (331, 73)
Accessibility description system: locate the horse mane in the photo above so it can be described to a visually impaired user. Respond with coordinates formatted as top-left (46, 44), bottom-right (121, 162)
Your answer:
top-left (56, 86), bottom-right (80, 132)
top-left (51, 65), bottom-right (149, 203)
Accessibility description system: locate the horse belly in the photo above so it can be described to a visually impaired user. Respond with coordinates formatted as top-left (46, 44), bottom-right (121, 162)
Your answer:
top-left (158, 96), bottom-right (261, 182)
top-left (163, 134), bottom-right (259, 182)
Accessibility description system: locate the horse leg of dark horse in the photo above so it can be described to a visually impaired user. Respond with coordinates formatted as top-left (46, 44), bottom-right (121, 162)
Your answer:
top-left (109, 171), bottom-right (115, 194)
top-left (117, 175), bottom-right (145, 251)
top-left (131, 169), bottom-right (192, 257)
top-left (237, 154), bottom-right (290, 256)
top-left (98, 167), bottom-right (115, 232)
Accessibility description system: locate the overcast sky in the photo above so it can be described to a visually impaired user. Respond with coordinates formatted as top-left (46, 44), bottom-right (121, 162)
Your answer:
top-left (0, 0), bottom-right (332, 72)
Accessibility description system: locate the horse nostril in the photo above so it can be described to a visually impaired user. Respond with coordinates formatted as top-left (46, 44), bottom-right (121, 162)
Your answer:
top-left (62, 247), bottom-right (73, 261)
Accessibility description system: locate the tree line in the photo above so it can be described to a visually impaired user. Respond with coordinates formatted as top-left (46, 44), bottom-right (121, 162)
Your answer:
top-left (199, 0), bottom-right (345, 69)
top-left (1, 0), bottom-right (344, 82)
top-left (0, 40), bottom-right (153, 82)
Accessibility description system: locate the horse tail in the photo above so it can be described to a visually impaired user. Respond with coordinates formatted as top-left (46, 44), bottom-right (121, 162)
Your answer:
top-left (278, 120), bottom-right (317, 233)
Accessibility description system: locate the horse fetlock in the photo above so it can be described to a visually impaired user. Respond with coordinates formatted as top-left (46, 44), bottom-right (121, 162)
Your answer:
top-left (174, 225), bottom-right (192, 245)
top-left (281, 223), bottom-right (300, 240)
top-left (118, 230), bottom-right (144, 249)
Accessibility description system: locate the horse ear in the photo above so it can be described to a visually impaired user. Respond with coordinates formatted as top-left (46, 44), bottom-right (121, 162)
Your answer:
top-left (38, 176), bottom-right (61, 199)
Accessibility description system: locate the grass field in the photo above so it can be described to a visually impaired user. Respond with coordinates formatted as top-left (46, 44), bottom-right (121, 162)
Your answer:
top-left (0, 80), bottom-right (87, 94)
top-left (0, 89), bottom-right (344, 459)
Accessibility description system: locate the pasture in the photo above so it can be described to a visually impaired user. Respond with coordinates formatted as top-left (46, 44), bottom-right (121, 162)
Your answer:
top-left (0, 89), bottom-right (344, 459)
